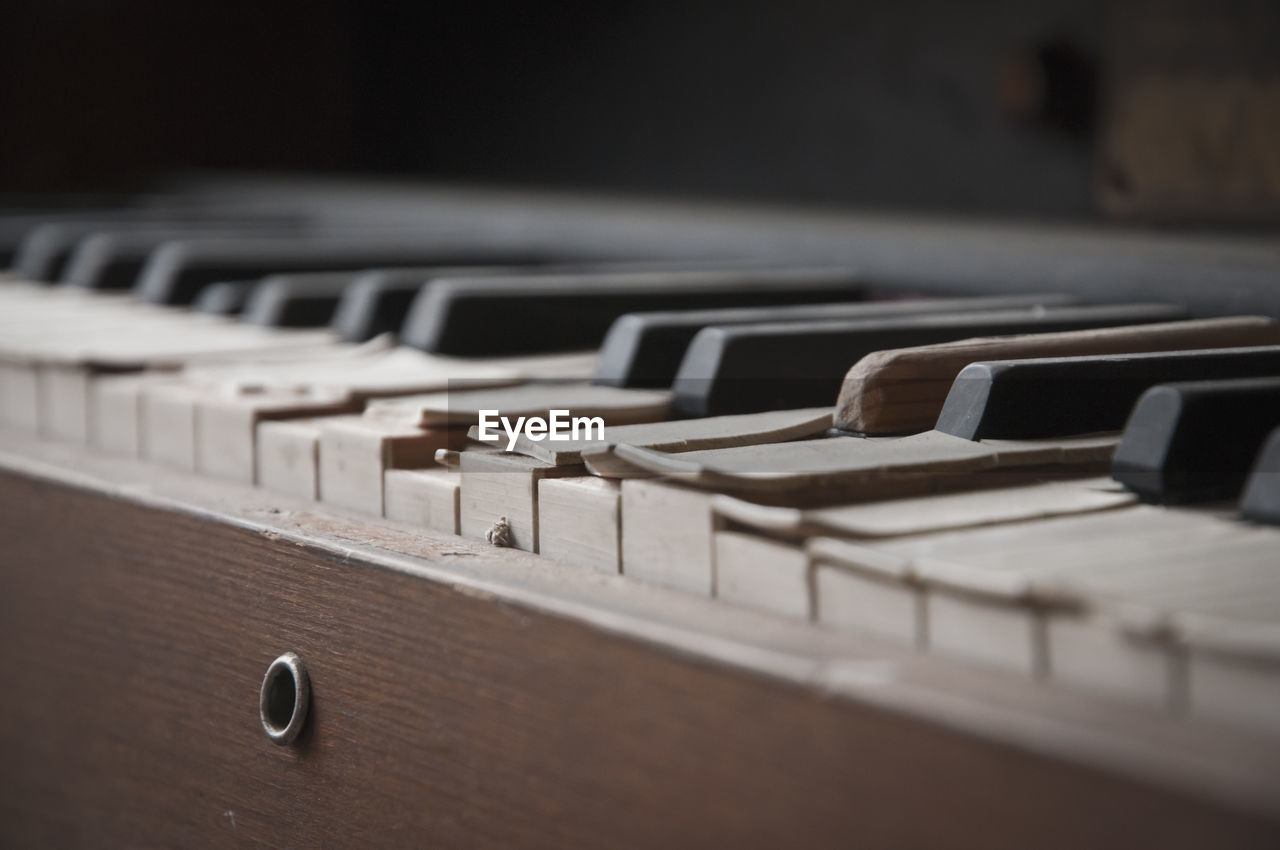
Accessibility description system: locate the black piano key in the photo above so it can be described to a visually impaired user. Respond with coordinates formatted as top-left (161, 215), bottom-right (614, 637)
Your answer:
top-left (241, 272), bottom-right (362, 328)
top-left (14, 222), bottom-right (147, 282)
top-left (0, 206), bottom-right (176, 269)
top-left (329, 265), bottom-right (541, 343)
top-left (330, 260), bottom-right (729, 343)
top-left (193, 280), bottom-right (259, 316)
top-left (399, 268), bottom-right (865, 356)
top-left (937, 346), bottom-right (1280, 440)
top-left (670, 302), bottom-right (1188, 418)
top-left (1111, 377), bottom-right (1280, 504)
top-left (330, 269), bottom-right (442, 342)
top-left (135, 238), bottom-right (560, 306)
top-left (61, 229), bottom-right (297, 290)
top-left (14, 218), bottom-right (297, 283)
top-left (1241, 428), bottom-right (1280, 526)
top-left (594, 294), bottom-right (1076, 389)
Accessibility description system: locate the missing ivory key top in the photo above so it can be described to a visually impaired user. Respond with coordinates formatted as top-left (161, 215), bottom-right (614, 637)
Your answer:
top-left (837, 316), bottom-right (1280, 435)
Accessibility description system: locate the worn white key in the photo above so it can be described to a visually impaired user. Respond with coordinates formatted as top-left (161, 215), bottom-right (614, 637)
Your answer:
top-left (319, 415), bottom-right (461, 517)
top-left (256, 419), bottom-right (326, 501)
top-left (537, 476), bottom-right (622, 572)
top-left (384, 467), bottom-right (460, 534)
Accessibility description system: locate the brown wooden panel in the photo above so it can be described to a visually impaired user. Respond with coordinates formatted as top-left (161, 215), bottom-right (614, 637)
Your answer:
top-left (0, 468), bottom-right (1277, 848)
top-left (1099, 0), bottom-right (1280, 222)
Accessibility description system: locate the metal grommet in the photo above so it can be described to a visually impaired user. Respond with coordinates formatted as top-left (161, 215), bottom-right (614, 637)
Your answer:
top-left (259, 652), bottom-right (310, 745)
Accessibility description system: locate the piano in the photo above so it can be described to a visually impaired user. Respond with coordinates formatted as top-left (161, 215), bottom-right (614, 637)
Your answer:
top-left (2, 3), bottom-right (1280, 844)
top-left (1, 177), bottom-right (1280, 849)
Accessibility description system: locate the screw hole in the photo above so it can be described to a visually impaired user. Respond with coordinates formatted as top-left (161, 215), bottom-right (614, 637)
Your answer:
top-left (264, 667), bottom-right (296, 730)
top-left (259, 652), bottom-right (309, 744)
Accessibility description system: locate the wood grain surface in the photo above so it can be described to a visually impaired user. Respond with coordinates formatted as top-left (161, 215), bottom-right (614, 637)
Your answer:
top-left (2, 468), bottom-right (1279, 848)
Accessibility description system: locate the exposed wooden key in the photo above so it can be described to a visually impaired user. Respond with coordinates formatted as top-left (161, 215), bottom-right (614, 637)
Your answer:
top-left (1241, 427), bottom-right (1280, 527)
top-left (399, 267), bottom-right (864, 355)
top-left (937, 346), bottom-right (1280, 440)
top-left (672, 303), bottom-right (1186, 419)
top-left (1112, 378), bottom-right (1280, 503)
top-left (838, 316), bottom-right (1280, 435)
top-left (593, 293), bottom-right (1074, 388)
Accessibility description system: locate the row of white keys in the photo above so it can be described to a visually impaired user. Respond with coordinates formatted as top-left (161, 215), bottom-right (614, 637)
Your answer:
top-left (136, 348), bottom-right (606, 509)
top-left (713, 475), bottom-right (1137, 623)
top-left (605, 431), bottom-right (1117, 594)
top-left (810, 502), bottom-right (1280, 728)
top-left (453, 406), bottom-right (839, 561)
top-left (0, 278), bottom-right (344, 437)
top-left (365, 382), bottom-right (680, 536)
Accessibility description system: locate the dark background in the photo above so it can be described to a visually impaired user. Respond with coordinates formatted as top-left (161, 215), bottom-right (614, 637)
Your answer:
top-left (1, 1), bottom-right (1271, 223)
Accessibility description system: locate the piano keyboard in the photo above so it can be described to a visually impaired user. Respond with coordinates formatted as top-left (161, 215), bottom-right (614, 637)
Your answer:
top-left (4, 178), bottom-right (1280, 837)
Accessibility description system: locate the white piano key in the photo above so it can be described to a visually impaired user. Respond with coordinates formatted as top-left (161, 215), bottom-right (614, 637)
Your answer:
top-left (536, 476), bottom-right (621, 573)
top-left (196, 388), bottom-right (356, 483)
top-left (713, 530), bottom-right (809, 619)
top-left (620, 479), bottom-right (717, 595)
top-left (457, 451), bottom-right (583, 553)
top-left (383, 468), bottom-right (460, 534)
top-left (927, 589), bottom-right (1048, 678)
top-left (256, 419), bottom-right (325, 500)
top-left (1046, 613), bottom-right (1180, 710)
top-left (318, 415), bottom-right (459, 516)
top-left (1187, 651), bottom-right (1280, 738)
top-left (812, 560), bottom-right (923, 648)
top-left (36, 364), bottom-right (93, 442)
top-left (141, 382), bottom-right (202, 470)
top-left (0, 361), bottom-right (39, 430)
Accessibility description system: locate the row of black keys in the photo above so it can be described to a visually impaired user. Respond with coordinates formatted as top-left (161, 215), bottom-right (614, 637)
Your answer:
top-left (5, 214), bottom-right (1280, 523)
top-left (4, 217), bottom-right (1192, 408)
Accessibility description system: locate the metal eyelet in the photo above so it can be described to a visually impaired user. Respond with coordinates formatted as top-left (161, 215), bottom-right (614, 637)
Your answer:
top-left (259, 652), bottom-right (310, 745)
